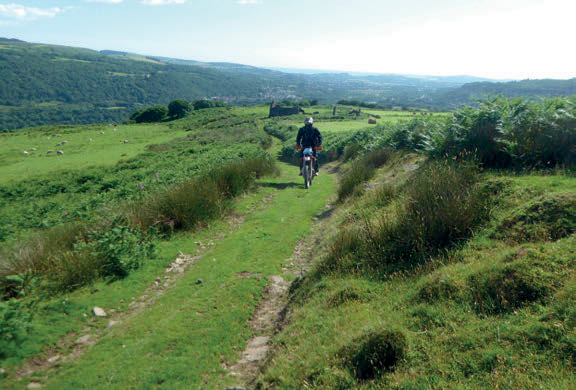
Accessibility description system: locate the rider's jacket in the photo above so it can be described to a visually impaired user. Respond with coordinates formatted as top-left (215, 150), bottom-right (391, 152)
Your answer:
top-left (296, 125), bottom-right (322, 148)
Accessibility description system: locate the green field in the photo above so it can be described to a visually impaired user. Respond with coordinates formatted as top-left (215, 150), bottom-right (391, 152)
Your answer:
top-left (0, 123), bottom-right (188, 184)
top-left (2, 99), bottom-right (574, 389)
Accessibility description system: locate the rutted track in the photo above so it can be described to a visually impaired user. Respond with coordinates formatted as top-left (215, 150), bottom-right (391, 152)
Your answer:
top-left (9, 158), bottom-right (336, 390)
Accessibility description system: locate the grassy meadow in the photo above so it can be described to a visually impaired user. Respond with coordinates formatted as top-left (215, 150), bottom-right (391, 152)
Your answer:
top-left (0, 123), bottom-right (189, 184)
top-left (2, 98), bottom-right (575, 389)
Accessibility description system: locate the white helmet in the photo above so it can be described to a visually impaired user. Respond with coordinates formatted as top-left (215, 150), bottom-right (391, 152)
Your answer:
top-left (304, 117), bottom-right (314, 125)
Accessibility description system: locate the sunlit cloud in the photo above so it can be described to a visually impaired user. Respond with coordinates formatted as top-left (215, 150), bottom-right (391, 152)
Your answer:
top-left (141, 0), bottom-right (186, 5)
top-left (86, 0), bottom-right (123, 3)
top-left (237, 0), bottom-right (262, 4)
top-left (0, 4), bottom-right (66, 21)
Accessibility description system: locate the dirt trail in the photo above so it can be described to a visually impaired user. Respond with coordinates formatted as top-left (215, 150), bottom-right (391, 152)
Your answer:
top-left (225, 201), bottom-right (333, 389)
top-left (9, 159), bottom-right (336, 389)
top-left (10, 209), bottom-right (254, 384)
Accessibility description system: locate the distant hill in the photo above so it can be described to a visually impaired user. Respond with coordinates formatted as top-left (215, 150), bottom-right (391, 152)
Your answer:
top-left (1, 38), bottom-right (575, 130)
top-left (439, 78), bottom-right (576, 107)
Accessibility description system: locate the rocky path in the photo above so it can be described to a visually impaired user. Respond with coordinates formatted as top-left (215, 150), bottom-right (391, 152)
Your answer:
top-left (10, 159), bottom-right (336, 390)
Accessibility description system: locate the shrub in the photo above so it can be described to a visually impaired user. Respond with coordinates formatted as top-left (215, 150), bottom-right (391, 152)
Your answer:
top-left (131, 105), bottom-right (168, 123)
top-left (505, 97), bottom-right (576, 168)
top-left (0, 300), bottom-right (34, 360)
top-left (0, 221), bottom-right (156, 294)
top-left (167, 99), bottom-right (190, 119)
top-left (192, 99), bottom-right (226, 110)
top-left (340, 329), bottom-right (407, 380)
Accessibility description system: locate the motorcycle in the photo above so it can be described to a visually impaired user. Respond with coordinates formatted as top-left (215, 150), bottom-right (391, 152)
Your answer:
top-left (296, 146), bottom-right (322, 189)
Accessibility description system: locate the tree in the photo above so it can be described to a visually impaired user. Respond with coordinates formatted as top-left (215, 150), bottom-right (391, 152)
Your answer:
top-left (131, 105), bottom-right (168, 123)
top-left (168, 99), bottom-right (190, 119)
top-left (192, 99), bottom-right (226, 110)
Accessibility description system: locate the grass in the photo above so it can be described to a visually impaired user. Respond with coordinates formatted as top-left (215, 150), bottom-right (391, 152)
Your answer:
top-left (257, 161), bottom-right (576, 389)
top-left (0, 123), bottom-right (188, 184)
top-left (1, 157), bottom-right (337, 389)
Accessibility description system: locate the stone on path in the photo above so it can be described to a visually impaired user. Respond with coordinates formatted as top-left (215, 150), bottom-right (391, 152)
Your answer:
top-left (76, 335), bottom-right (93, 345)
top-left (92, 306), bottom-right (107, 317)
top-left (27, 382), bottom-right (42, 389)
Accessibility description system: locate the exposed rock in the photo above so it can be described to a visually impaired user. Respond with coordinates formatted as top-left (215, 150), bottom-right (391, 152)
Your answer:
top-left (76, 335), bottom-right (93, 345)
top-left (92, 306), bottom-right (107, 317)
top-left (27, 382), bottom-right (42, 389)
top-left (47, 355), bottom-right (60, 364)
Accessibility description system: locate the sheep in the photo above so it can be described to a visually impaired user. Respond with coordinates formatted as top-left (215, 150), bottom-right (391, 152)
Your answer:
top-left (89, 138), bottom-right (93, 142)
top-left (57, 150), bottom-right (64, 155)
top-left (123, 140), bottom-right (129, 144)
top-left (29, 148), bottom-right (37, 151)
top-left (100, 131), bottom-right (105, 135)
top-left (47, 150), bottom-right (53, 154)
top-left (22, 151), bottom-right (29, 156)
top-left (61, 140), bottom-right (68, 145)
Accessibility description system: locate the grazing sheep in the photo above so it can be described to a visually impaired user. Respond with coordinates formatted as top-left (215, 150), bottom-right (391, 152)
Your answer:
top-left (47, 150), bottom-right (53, 154)
top-left (29, 148), bottom-right (37, 151)
top-left (89, 138), bottom-right (93, 142)
top-left (22, 151), bottom-right (29, 156)
top-left (123, 140), bottom-right (129, 144)
top-left (57, 150), bottom-right (64, 155)
top-left (100, 131), bottom-right (105, 135)
top-left (61, 140), bottom-right (68, 145)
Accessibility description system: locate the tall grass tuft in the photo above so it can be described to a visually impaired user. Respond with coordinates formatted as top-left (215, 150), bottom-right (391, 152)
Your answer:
top-left (124, 156), bottom-right (275, 233)
top-left (338, 148), bottom-right (393, 200)
top-left (325, 160), bottom-right (492, 276)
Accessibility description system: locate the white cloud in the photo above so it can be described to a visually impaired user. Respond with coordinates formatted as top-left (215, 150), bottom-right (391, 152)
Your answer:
top-left (237, 0), bottom-right (262, 4)
top-left (0, 4), bottom-right (66, 21)
top-left (86, 0), bottom-right (123, 3)
top-left (141, 0), bottom-right (186, 5)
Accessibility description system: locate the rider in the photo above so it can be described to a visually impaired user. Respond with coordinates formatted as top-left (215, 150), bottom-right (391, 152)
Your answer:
top-left (296, 117), bottom-right (322, 176)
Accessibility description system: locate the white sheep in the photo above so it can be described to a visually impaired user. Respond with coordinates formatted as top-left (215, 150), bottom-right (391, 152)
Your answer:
top-left (57, 150), bottom-right (64, 155)
top-left (47, 150), bottom-right (53, 154)
top-left (61, 140), bottom-right (68, 145)
top-left (29, 148), bottom-right (37, 151)
top-left (89, 138), bottom-right (93, 142)
top-left (22, 151), bottom-right (29, 156)
top-left (100, 131), bottom-right (105, 135)
top-left (123, 140), bottom-right (129, 144)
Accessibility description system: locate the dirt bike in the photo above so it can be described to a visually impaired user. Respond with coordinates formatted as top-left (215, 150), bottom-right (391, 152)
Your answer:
top-left (296, 146), bottom-right (322, 189)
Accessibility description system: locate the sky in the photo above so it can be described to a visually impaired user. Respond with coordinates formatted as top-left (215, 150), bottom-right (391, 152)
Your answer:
top-left (0, 0), bottom-right (574, 80)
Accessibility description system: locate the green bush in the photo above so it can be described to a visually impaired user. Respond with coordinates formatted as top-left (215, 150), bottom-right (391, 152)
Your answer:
top-left (131, 105), bottom-right (168, 123)
top-left (424, 96), bottom-right (576, 168)
top-left (168, 99), bottom-right (190, 119)
top-left (0, 300), bottom-right (34, 360)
